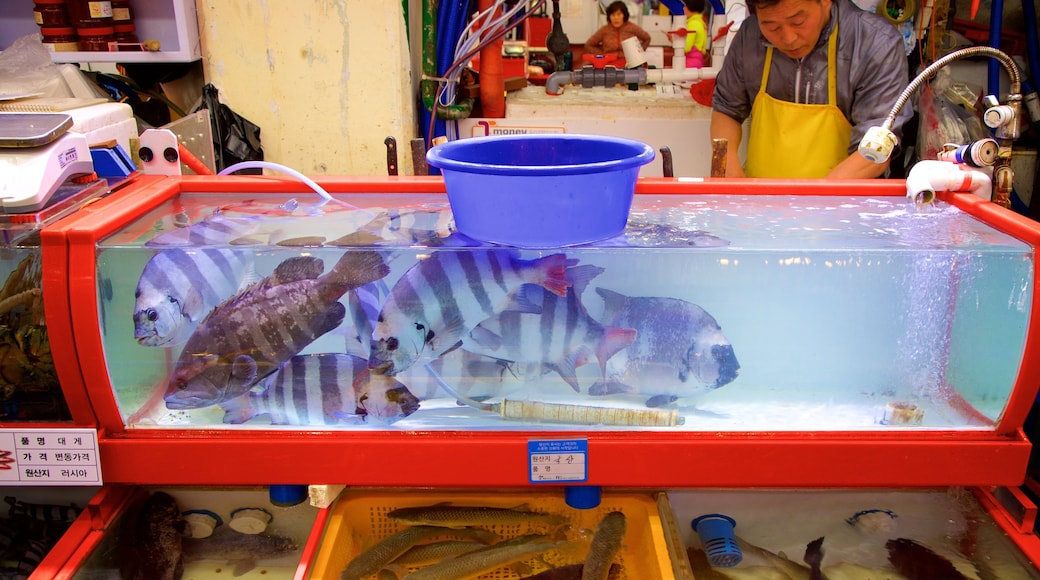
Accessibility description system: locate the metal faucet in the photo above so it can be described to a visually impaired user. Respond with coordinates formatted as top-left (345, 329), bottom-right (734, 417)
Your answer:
top-left (859, 46), bottom-right (1023, 208)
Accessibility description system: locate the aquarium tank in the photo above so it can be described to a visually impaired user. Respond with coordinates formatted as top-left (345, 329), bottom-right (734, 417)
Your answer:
top-left (90, 190), bottom-right (1033, 432)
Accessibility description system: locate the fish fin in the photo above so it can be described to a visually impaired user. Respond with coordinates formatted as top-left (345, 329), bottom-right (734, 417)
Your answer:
top-left (549, 348), bottom-right (591, 393)
top-left (230, 558), bottom-right (257, 577)
top-left (645, 394), bottom-right (678, 408)
top-left (276, 236), bottom-right (327, 247)
top-left (468, 324), bottom-right (503, 350)
top-left (435, 317), bottom-right (467, 354)
top-left (220, 393), bottom-right (259, 424)
top-left (231, 355), bottom-right (258, 384)
top-left (595, 287), bottom-right (627, 319)
top-left (332, 411), bottom-right (367, 425)
top-left (327, 231), bottom-right (385, 246)
top-left (504, 285), bottom-right (543, 315)
top-left (565, 264), bottom-right (606, 296)
top-left (529, 253), bottom-right (571, 297)
top-left (314, 303), bottom-right (348, 338)
top-left (595, 327), bottom-right (637, 379)
top-left (588, 380), bottom-right (636, 396)
top-left (238, 263), bottom-right (261, 291)
top-left (465, 359), bottom-right (513, 381)
top-left (271, 256), bottom-right (325, 285)
top-left (329, 250), bottom-right (391, 289)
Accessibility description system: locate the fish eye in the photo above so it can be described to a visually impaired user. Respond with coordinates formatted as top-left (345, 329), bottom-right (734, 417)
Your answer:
top-left (147, 309), bottom-right (158, 322)
top-left (386, 337), bottom-right (399, 351)
top-left (176, 380), bottom-right (187, 391)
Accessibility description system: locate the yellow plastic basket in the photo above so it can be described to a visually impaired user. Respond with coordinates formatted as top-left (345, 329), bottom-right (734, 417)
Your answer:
top-left (308, 489), bottom-right (673, 579)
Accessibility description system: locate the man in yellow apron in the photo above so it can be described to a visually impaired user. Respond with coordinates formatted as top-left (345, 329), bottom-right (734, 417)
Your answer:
top-left (710, 0), bottom-right (912, 178)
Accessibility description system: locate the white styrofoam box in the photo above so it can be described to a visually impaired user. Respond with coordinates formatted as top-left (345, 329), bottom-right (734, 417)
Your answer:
top-left (67, 102), bottom-right (137, 153)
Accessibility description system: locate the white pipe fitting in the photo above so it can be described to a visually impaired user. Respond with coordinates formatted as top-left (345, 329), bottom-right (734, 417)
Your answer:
top-left (905, 160), bottom-right (993, 205)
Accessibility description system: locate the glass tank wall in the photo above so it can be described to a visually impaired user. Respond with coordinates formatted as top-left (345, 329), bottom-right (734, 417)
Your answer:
top-left (91, 190), bottom-right (1033, 432)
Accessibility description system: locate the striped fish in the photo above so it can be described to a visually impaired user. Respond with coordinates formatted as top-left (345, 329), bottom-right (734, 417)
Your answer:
top-left (341, 280), bottom-right (391, 359)
top-left (369, 250), bottom-right (572, 376)
top-left (134, 248), bottom-right (254, 347)
top-left (4, 496), bottom-right (81, 522)
top-left (163, 251), bottom-right (390, 410)
top-left (465, 265), bottom-right (637, 393)
top-left (135, 211), bottom-right (265, 347)
top-left (221, 353), bottom-right (418, 425)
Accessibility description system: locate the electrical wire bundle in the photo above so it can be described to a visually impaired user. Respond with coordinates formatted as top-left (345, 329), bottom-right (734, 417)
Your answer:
top-left (428, 0), bottom-right (547, 144)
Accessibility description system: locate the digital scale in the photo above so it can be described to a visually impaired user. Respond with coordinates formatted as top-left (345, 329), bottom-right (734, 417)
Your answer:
top-left (0, 113), bottom-right (95, 214)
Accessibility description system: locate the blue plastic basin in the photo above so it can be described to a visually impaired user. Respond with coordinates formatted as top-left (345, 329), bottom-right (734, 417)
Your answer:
top-left (427, 134), bottom-right (655, 248)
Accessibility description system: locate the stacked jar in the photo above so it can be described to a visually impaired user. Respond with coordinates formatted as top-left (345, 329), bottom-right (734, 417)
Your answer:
top-left (111, 0), bottom-right (139, 45)
top-left (67, 0), bottom-right (114, 51)
top-left (35, 0), bottom-right (78, 52)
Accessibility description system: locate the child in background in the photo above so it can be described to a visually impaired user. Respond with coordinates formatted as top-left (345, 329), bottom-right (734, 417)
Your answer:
top-left (683, 0), bottom-right (708, 68)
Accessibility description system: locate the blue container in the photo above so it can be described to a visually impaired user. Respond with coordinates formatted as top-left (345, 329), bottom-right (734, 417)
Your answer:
top-left (426, 134), bottom-right (655, 248)
top-left (692, 513), bottom-right (742, 567)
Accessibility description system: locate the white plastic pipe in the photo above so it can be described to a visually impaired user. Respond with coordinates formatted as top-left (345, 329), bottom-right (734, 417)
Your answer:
top-left (905, 159), bottom-right (994, 205)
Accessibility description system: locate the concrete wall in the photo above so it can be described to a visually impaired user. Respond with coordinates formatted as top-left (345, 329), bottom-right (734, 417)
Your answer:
top-left (196, 1), bottom-right (416, 175)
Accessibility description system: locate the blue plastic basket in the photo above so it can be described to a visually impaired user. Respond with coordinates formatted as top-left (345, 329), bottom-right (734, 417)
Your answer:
top-left (427, 134), bottom-right (655, 248)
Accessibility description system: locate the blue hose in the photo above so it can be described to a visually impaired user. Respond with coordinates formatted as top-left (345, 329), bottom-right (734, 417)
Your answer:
top-left (988, 0), bottom-right (1003, 96)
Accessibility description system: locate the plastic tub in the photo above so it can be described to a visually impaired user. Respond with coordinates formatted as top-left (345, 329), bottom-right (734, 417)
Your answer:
top-left (426, 134), bottom-right (655, 248)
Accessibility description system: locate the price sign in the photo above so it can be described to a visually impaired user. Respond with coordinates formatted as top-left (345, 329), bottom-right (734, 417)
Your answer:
top-left (0, 429), bottom-right (101, 485)
top-left (528, 438), bottom-right (588, 484)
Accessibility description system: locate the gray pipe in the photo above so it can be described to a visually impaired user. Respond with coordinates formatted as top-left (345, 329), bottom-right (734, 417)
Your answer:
top-left (545, 65), bottom-right (648, 95)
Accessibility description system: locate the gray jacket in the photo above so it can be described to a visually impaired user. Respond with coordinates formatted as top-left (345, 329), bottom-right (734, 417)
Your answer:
top-left (712, 0), bottom-right (912, 154)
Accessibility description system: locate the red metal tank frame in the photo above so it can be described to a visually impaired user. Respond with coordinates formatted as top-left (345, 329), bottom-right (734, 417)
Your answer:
top-left (45, 175), bottom-right (1040, 488)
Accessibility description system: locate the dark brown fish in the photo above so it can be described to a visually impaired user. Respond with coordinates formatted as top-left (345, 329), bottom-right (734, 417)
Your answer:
top-left (582, 511), bottom-right (626, 580)
top-left (886, 538), bottom-right (970, 580)
top-left (804, 536), bottom-right (827, 580)
top-left (127, 491), bottom-right (187, 580)
top-left (164, 251), bottom-right (389, 409)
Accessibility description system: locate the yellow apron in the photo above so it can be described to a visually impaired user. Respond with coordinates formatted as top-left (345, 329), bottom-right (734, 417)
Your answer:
top-left (745, 23), bottom-right (852, 178)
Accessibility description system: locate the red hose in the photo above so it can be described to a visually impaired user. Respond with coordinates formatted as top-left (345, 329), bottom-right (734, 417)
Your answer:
top-left (478, 0), bottom-right (506, 118)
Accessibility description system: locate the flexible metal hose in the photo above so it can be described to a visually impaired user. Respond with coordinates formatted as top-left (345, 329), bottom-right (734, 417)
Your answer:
top-left (882, 46), bottom-right (1022, 131)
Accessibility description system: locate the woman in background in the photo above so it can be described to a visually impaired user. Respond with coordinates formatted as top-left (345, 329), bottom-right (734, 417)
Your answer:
top-left (584, 1), bottom-right (652, 58)
top-left (683, 0), bottom-right (708, 68)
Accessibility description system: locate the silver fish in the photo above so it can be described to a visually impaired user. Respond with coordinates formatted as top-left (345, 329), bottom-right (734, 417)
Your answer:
top-left (341, 526), bottom-right (483, 580)
top-left (386, 503), bottom-right (567, 529)
top-left (182, 527), bottom-right (298, 577)
top-left (134, 248), bottom-right (254, 347)
top-left (583, 511), bottom-right (626, 580)
top-left (370, 250), bottom-right (571, 376)
top-left (590, 289), bottom-right (740, 407)
top-left (465, 265), bottom-right (636, 393)
top-left (402, 538), bottom-right (563, 580)
top-left (164, 251), bottom-right (390, 409)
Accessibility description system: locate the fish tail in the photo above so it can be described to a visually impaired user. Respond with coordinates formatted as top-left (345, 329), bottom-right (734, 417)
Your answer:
top-left (529, 253), bottom-right (570, 297)
top-left (596, 327), bottom-right (637, 379)
top-left (328, 251), bottom-right (391, 290)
